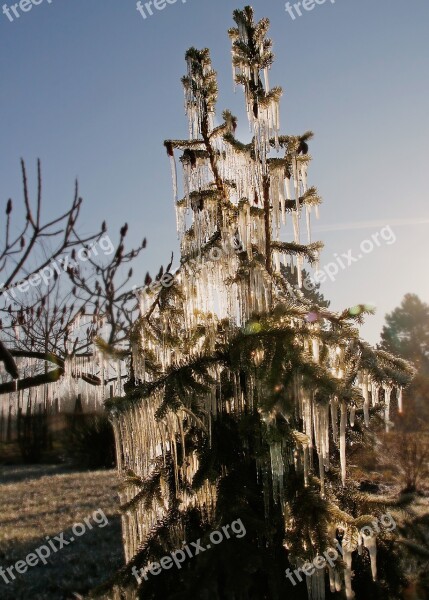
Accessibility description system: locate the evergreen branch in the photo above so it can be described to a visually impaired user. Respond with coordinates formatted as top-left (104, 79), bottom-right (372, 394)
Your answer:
top-left (271, 241), bottom-right (323, 264)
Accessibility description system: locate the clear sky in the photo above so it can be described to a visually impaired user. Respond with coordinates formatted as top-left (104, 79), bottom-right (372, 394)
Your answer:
top-left (1, 0), bottom-right (428, 343)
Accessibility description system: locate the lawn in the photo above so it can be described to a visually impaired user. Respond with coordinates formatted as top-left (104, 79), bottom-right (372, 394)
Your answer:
top-left (0, 465), bottom-right (124, 599)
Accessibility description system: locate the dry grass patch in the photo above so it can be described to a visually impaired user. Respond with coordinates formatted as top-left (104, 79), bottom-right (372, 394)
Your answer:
top-left (0, 465), bottom-right (124, 599)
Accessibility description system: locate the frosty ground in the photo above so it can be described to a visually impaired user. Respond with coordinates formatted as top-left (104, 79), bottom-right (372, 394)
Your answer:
top-left (0, 465), bottom-right (123, 599)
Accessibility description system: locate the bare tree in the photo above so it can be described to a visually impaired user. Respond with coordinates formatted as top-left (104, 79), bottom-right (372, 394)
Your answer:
top-left (0, 161), bottom-right (156, 396)
top-left (382, 429), bottom-right (429, 492)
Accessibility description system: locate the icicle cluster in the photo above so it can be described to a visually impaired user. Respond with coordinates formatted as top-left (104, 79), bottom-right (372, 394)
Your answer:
top-left (230, 17), bottom-right (281, 165)
top-left (110, 10), bottom-right (410, 600)
top-left (112, 394), bottom-right (217, 562)
top-left (0, 352), bottom-right (127, 442)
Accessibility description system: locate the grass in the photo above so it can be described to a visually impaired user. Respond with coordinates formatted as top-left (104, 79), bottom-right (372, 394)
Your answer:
top-left (0, 464), bottom-right (124, 599)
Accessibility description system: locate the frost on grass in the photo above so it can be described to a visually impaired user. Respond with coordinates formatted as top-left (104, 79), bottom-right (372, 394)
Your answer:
top-left (0, 465), bottom-right (123, 600)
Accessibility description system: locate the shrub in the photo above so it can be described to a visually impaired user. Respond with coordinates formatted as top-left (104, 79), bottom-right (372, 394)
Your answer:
top-left (18, 412), bottom-right (49, 464)
top-left (65, 413), bottom-right (116, 469)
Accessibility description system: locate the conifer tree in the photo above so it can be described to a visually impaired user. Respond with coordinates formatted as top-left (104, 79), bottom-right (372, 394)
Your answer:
top-left (380, 293), bottom-right (429, 427)
top-left (99, 7), bottom-right (414, 600)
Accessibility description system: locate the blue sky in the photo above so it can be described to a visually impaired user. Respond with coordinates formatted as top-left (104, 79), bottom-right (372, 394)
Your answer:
top-left (1, 0), bottom-right (428, 343)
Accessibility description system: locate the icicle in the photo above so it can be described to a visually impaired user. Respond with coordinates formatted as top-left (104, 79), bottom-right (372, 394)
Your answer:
top-left (335, 346), bottom-right (345, 379)
top-left (362, 371), bottom-right (370, 427)
top-left (303, 444), bottom-right (309, 487)
top-left (231, 53), bottom-right (236, 90)
top-left (342, 528), bottom-right (358, 600)
top-left (263, 67), bottom-right (269, 92)
top-left (285, 176), bottom-right (291, 201)
top-left (280, 196), bottom-right (286, 225)
top-left (302, 394), bottom-right (313, 450)
top-left (371, 381), bottom-right (379, 406)
top-left (343, 549), bottom-right (355, 600)
top-left (312, 338), bottom-right (320, 364)
top-left (350, 405), bottom-right (355, 427)
top-left (296, 256), bottom-right (303, 288)
top-left (169, 154), bottom-right (178, 201)
top-left (292, 211), bottom-right (300, 244)
top-left (398, 387), bottom-right (403, 413)
top-left (330, 397), bottom-right (338, 444)
top-left (274, 251), bottom-right (281, 273)
top-left (328, 566), bottom-right (335, 593)
top-left (318, 451), bottom-right (325, 498)
top-left (292, 157), bottom-right (300, 212)
top-left (116, 360), bottom-right (122, 396)
top-left (269, 441), bottom-right (285, 504)
top-left (384, 385), bottom-right (392, 432)
top-left (306, 206), bottom-right (312, 243)
top-left (300, 161), bottom-right (308, 196)
top-left (340, 402), bottom-right (346, 485)
top-left (361, 530), bottom-right (377, 581)
top-left (306, 565), bottom-right (326, 600)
